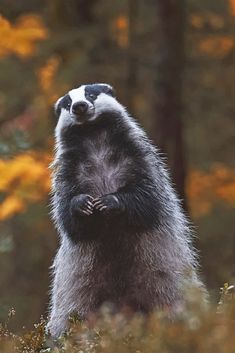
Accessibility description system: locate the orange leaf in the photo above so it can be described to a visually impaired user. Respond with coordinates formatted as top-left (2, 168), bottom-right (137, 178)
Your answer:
top-left (0, 195), bottom-right (25, 220)
top-left (0, 14), bottom-right (48, 58)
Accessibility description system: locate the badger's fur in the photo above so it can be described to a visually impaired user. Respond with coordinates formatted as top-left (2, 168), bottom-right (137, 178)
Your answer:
top-left (47, 83), bottom-right (205, 337)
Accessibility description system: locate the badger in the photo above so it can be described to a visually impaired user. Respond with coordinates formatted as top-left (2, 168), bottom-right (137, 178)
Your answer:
top-left (47, 83), bottom-right (205, 337)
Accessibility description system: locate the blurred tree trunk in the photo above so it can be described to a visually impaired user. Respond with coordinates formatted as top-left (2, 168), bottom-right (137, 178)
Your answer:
top-left (48, 0), bottom-right (98, 64)
top-left (127, 0), bottom-right (139, 114)
top-left (49, 0), bottom-right (97, 29)
top-left (153, 0), bottom-right (187, 208)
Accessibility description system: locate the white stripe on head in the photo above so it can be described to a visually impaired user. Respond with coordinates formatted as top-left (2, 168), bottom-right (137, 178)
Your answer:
top-left (69, 85), bottom-right (86, 102)
top-left (54, 96), bottom-right (63, 112)
top-left (55, 109), bottom-right (72, 157)
top-left (93, 93), bottom-right (126, 119)
top-left (69, 86), bottom-right (93, 111)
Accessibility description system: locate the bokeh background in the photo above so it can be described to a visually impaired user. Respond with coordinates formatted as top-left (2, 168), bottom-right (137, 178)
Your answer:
top-left (0, 0), bottom-right (235, 331)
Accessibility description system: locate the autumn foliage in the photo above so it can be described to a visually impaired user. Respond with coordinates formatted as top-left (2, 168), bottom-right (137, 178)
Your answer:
top-left (187, 165), bottom-right (235, 217)
top-left (0, 15), bottom-right (47, 58)
top-left (0, 154), bottom-right (50, 220)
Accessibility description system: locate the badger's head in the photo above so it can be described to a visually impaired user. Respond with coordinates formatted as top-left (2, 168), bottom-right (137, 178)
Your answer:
top-left (55, 83), bottom-right (125, 128)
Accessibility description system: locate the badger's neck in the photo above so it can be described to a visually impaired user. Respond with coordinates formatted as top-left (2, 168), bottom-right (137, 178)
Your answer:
top-left (54, 109), bottom-right (146, 163)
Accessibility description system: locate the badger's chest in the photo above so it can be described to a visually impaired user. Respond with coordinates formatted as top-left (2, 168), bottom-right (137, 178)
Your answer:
top-left (76, 131), bottom-right (129, 197)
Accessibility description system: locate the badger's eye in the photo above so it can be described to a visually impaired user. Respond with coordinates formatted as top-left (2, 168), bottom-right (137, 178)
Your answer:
top-left (89, 93), bottom-right (96, 100)
top-left (67, 103), bottom-right (71, 109)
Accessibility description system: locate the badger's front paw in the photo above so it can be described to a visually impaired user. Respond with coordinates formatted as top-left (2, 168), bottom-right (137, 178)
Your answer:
top-left (93, 194), bottom-right (123, 214)
top-left (70, 194), bottom-right (94, 216)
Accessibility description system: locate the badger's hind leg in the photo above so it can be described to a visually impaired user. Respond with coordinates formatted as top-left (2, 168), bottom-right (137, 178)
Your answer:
top-left (47, 241), bottom-right (100, 337)
top-left (47, 258), bottom-right (78, 337)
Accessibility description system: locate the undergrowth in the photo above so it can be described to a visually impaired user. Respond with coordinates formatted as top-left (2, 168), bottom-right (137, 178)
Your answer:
top-left (0, 284), bottom-right (234, 353)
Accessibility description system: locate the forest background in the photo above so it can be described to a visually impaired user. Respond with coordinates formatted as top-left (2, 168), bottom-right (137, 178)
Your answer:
top-left (0, 0), bottom-right (235, 331)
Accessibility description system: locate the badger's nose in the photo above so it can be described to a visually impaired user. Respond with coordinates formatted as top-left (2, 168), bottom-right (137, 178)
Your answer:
top-left (72, 101), bottom-right (89, 115)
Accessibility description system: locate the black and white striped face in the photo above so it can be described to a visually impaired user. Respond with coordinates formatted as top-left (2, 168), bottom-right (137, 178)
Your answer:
top-left (55, 83), bottom-right (123, 127)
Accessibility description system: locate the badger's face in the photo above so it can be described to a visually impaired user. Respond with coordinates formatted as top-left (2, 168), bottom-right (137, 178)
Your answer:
top-left (55, 83), bottom-right (122, 127)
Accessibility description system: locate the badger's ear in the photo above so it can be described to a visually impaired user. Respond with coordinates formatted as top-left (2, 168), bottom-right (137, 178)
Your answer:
top-left (102, 84), bottom-right (115, 97)
top-left (54, 96), bottom-right (63, 117)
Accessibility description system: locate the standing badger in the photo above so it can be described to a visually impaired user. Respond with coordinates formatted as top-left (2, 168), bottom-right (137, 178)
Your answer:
top-left (47, 83), bottom-right (204, 337)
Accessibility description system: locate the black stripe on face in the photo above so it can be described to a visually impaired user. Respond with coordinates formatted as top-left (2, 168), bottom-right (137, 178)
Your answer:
top-left (55, 94), bottom-right (72, 117)
top-left (84, 84), bottom-right (115, 104)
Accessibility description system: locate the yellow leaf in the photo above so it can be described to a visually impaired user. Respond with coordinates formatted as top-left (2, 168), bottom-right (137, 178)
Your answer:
top-left (229, 0), bottom-right (235, 16)
top-left (0, 195), bottom-right (25, 220)
top-left (37, 56), bottom-right (60, 103)
top-left (0, 153), bottom-right (51, 220)
top-left (190, 15), bottom-right (204, 29)
top-left (112, 15), bottom-right (129, 48)
top-left (0, 14), bottom-right (48, 58)
top-left (198, 36), bottom-right (234, 58)
top-left (187, 165), bottom-right (235, 218)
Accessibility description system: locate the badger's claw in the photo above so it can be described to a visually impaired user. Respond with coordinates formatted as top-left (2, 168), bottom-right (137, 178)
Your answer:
top-left (70, 194), bottom-right (94, 217)
top-left (93, 194), bottom-right (121, 214)
top-left (93, 199), bottom-right (107, 212)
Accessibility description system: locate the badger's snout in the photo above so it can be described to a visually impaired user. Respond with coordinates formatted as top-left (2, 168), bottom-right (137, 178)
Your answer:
top-left (72, 101), bottom-right (89, 116)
